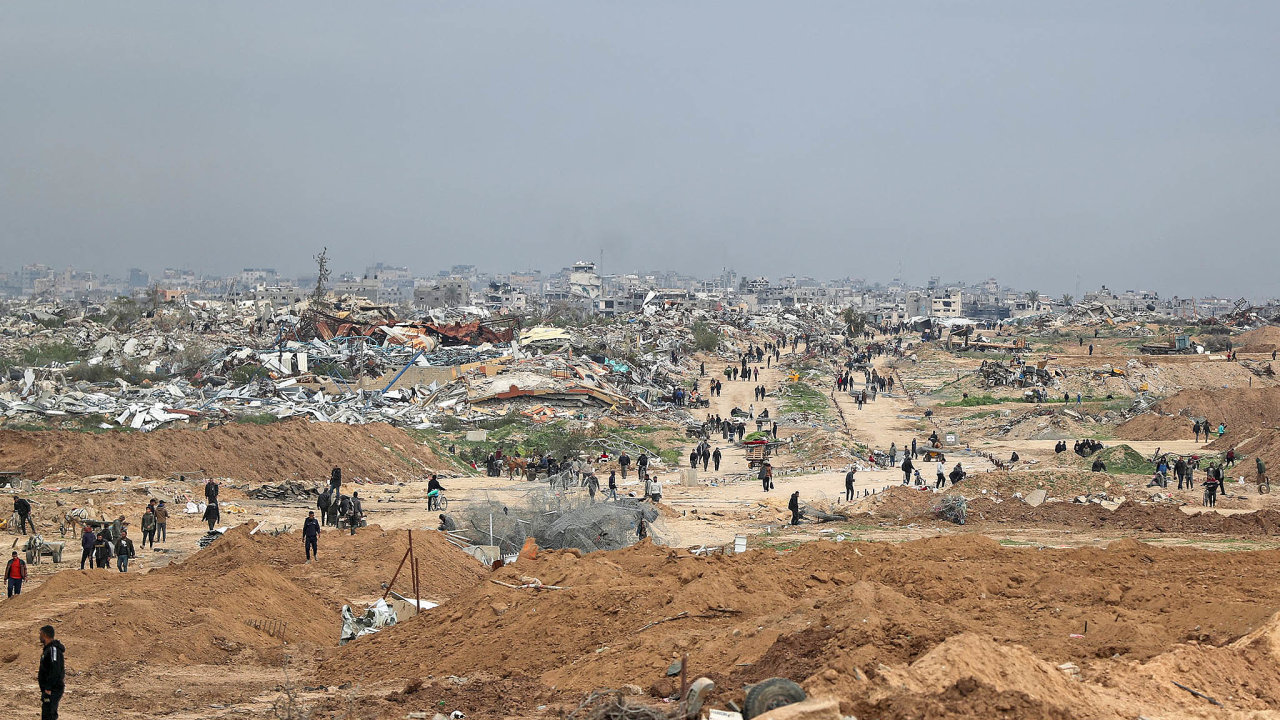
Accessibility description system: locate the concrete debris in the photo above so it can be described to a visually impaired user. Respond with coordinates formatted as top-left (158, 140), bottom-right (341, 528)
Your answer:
top-left (1, 297), bottom-right (803, 431)
top-left (339, 598), bottom-right (398, 645)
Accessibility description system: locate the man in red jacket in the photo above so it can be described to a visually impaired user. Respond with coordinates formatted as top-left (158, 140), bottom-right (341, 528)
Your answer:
top-left (6, 550), bottom-right (27, 597)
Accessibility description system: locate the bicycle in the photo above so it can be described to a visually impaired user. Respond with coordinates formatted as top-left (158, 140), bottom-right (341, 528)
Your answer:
top-left (428, 491), bottom-right (448, 512)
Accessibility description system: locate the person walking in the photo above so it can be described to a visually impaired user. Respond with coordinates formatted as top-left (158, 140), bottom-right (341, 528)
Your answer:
top-left (712, 447), bottom-right (722, 472)
top-left (607, 470), bottom-right (618, 500)
top-left (844, 467), bottom-right (856, 501)
top-left (788, 491), bottom-right (801, 526)
top-left (93, 531), bottom-right (111, 569)
top-left (303, 511), bottom-right (320, 562)
top-left (13, 496), bottom-right (34, 535)
top-left (203, 478), bottom-right (219, 505)
top-left (203, 502), bottom-right (220, 533)
top-left (911, 438), bottom-right (918, 459)
top-left (759, 462), bottom-right (773, 492)
top-left (79, 527), bottom-right (96, 570)
top-left (38, 625), bottom-right (65, 720)
top-left (140, 507), bottom-right (156, 550)
top-left (7, 551), bottom-right (27, 597)
top-left (889, 443), bottom-right (897, 466)
top-left (115, 530), bottom-right (135, 572)
top-left (329, 467), bottom-right (342, 494)
top-left (935, 459), bottom-right (947, 489)
top-left (901, 456), bottom-right (914, 485)
top-left (154, 501), bottom-right (168, 543)
top-left (1204, 466), bottom-right (1220, 507)
top-left (619, 451), bottom-right (631, 479)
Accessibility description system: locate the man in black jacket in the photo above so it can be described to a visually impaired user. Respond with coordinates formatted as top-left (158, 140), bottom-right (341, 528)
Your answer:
top-left (38, 625), bottom-right (64, 720)
top-left (788, 492), bottom-right (801, 526)
top-left (303, 511), bottom-right (321, 562)
top-left (115, 530), bottom-right (135, 573)
top-left (204, 479), bottom-right (219, 505)
top-left (14, 497), bottom-right (34, 535)
top-left (349, 492), bottom-right (363, 535)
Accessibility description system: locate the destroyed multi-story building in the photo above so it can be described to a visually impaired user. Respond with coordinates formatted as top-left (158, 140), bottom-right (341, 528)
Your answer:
top-left (414, 277), bottom-right (473, 310)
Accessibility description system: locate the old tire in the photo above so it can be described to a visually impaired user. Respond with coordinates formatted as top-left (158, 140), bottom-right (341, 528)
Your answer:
top-left (744, 677), bottom-right (806, 719)
top-left (25, 549), bottom-right (36, 565)
top-left (52, 548), bottom-right (63, 563)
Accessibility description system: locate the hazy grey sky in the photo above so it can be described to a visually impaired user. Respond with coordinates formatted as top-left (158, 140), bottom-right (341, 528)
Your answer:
top-left (2, 2), bottom-right (1278, 297)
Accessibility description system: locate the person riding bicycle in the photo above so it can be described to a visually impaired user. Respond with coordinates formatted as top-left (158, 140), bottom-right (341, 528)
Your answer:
top-left (427, 475), bottom-right (446, 511)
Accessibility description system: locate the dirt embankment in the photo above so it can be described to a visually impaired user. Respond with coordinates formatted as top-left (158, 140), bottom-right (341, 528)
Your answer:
top-left (0, 418), bottom-right (449, 483)
top-left (322, 536), bottom-right (1280, 718)
top-left (1116, 387), bottom-right (1280, 441)
top-left (0, 526), bottom-right (487, 677)
top-left (865, 485), bottom-right (1280, 537)
top-left (1236, 326), bottom-right (1280, 354)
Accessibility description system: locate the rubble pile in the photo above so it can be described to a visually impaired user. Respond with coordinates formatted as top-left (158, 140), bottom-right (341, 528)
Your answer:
top-left (1, 298), bottom-right (838, 433)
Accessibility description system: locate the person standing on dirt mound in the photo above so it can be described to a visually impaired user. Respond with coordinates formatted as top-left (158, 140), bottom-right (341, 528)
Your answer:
top-left (303, 511), bottom-right (320, 562)
top-left (329, 467), bottom-right (342, 494)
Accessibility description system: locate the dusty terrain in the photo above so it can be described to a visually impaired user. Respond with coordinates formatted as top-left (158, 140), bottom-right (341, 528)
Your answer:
top-left (3, 325), bottom-right (1280, 719)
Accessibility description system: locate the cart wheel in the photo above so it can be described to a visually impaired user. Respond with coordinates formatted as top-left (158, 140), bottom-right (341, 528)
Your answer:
top-left (52, 549), bottom-right (63, 563)
top-left (25, 549), bottom-right (36, 565)
top-left (743, 678), bottom-right (806, 719)
top-left (1261, 481), bottom-right (1271, 495)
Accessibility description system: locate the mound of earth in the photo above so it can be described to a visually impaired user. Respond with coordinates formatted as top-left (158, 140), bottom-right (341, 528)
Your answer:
top-left (320, 536), bottom-right (1280, 719)
top-left (1236, 326), bottom-right (1280, 354)
top-left (0, 418), bottom-right (448, 483)
top-left (0, 525), bottom-right (486, 677)
top-left (1116, 387), bottom-right (1280, 440)
top-left (1209, 429), bottom-right (1280, 479)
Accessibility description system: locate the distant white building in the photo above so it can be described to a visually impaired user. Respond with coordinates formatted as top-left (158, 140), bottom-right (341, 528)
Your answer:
top-left (568, 262), bottom-right (602, 299)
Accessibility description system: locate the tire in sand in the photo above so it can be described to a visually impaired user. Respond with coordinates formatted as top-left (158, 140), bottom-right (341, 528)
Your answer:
top-left (744, 677), bottom-right (807, 719)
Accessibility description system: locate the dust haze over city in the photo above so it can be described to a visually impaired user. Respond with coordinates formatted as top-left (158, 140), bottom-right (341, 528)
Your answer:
top-left (7, 5), bottom-right (1280, 720)
top-left (2, 2), bottom-right (1279, 299)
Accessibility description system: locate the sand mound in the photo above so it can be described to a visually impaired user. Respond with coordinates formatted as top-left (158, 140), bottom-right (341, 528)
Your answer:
top-left (1117, 387), bottom-right (1280, 441)
top-left (320, 535), bottom-right (1280, 717)
top-left (1237, 326), bottom-right (1280, 354)
top-left (0, 418), bottom-right (449, 483)
top-left (0, 525), bottom-right (486, 678)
